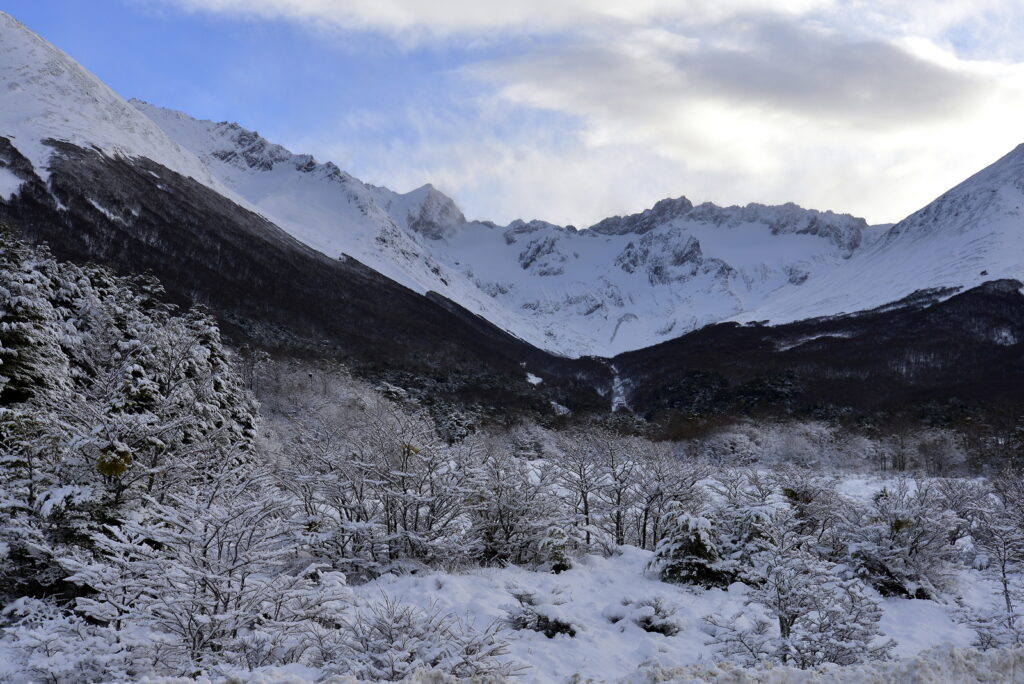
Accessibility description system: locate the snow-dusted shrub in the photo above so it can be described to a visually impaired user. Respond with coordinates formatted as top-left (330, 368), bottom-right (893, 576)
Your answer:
top-left (55, 472), bottom-right (351, 677)
top-left (956, 474), bottom-right (1024, 650)
top-left (693, 428), bottom-right (761, 467)
top-left (605, 596), bottom-right (681, 636)
top-left (652, 469), bottom-right (806, 590)
top-left (504, 586), bottom-right (577, 638)
top-left (915, 431), bottom-right (967, 476)
top-left (333, 595), bottom-right (517, 681)
top-left (759, 426), bottom-right (822, 467)
top-left (1, 597), bottom-right (144, 683)
top-left (649, 510), bottom-right (738, 589)
top-left (467, 449), bottom-right (578, 569)
top-left (276, 394), bottom-right (479, 580)
top-left (936, 478), bottom-right (989, 525)
top-left (962, 607), bottom-right (1024, 651)
top-left (508, 423), bottom-right (549, 461)
top-left (593, 435), bottom-right (642, 549)
top-left (842, 480), bottom-right (958, 599)
top-left (706, 509), bottom-right (893, 669)
top-left (631, 447), bottom-right (710, 552)
top-left (770, 468), bottom-right (847, 555)
top-left (552, 431), bottom-right (607, 549)
top-left (0, 234), bottom-right (258, 602)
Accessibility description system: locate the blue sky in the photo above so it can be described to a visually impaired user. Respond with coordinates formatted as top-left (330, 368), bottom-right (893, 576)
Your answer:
top-left (3, 1), bottom-right (478, 145)
top-left (6, 1), bottom-right (1024, 226)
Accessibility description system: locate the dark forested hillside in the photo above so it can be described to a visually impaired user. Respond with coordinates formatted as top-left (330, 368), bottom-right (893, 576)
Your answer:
top-left (615, 280), bottom-right (1024, 435)
top-left (0, 137), bottom-right (609, 417)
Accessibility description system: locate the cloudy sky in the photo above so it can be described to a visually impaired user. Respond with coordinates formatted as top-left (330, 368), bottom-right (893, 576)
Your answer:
top-left (9, 0), bottom-right (1024, 226)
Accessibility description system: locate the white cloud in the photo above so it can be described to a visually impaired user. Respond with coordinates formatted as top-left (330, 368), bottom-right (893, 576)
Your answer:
top-left (461, 17), bottom-right (1024, 223)
top-left (153, 0), bottom-right (1024, 225)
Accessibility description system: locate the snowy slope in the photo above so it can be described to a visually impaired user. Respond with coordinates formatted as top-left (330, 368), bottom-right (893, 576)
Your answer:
top-left (133, 103), bottom-right (870, 357)
top-left (440, 203), bottom-right (866, 356)
top-left (0, 13), bottom-right (224, 196)
top-left (735, 144), bottom-right (1024, 325)
top-left (129, 103), bottom-right (561, 353)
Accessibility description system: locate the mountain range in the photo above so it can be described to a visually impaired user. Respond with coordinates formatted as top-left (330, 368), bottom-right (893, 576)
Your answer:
top-left (2, 11), bottom-right (1024, 424)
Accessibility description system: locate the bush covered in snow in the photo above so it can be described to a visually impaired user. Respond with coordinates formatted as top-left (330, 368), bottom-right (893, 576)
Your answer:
top-left (331, 596), bottom-right (516, 680)
top-left (605, 596), bottom-right (682, 636)
top-left (705, 509), bottom-right (894, 669)
top-left (503, 586), bottom-right (577, 639)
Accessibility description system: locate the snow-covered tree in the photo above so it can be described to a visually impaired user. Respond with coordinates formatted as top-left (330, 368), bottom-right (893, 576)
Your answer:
top-left (553, 431), bottom-right (605, 547)
top-left (277, 394), bottom-right (477, 579)
top-left (842, 480), bottom-right (957, 599)
top-left (651, 469), bottom-right (778, 589)
top-left (0, 234), bottom-right (257, 601)
top-left (650, 508), bottom-right (738, 588)
top-left (467, 447), bottom-right (578, 569)
top-left (770, 467), bottom-right (845, 556)
top-left (631, 444), bottom-right (709, 551)
top-left (707, 509), bottom-right (893, 669)
top-left (58, 471), bottom-right (350, 675)
top-left (961, 473), bottom-right (1024, 648)
top-left (593, 434), bottom-right (640, 549)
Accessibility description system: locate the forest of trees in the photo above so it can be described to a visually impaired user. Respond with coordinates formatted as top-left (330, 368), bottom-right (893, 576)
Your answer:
top-left (2, 232), bottom-right (1024, 681)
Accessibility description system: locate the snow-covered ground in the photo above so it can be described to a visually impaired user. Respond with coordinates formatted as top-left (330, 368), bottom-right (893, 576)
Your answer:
top-left (0, 548), bottom-right (1014, 683)
top-left (352, 546), bottom-right (977, 682)
top-left (116, 547), bottom-right (1014, 683)
top-left (134, 646), bottom-right (1024, 683)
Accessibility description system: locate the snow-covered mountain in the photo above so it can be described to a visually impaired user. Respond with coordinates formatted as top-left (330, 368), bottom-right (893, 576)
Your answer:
top-left (3, 10), bottom-right (1024, 360)
top-left (140, 92), bottom-right (1024, 357)
top-left (133, 101), bottom-right (875, 357)
top-left (127, 102), bottom-right (552, 352)
top-left (0, 13), bottom-right (226, 198)
top-left (733, 144), bottom-right (1024, 326)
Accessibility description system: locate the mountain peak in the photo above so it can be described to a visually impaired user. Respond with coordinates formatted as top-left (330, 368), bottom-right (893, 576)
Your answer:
top-left (884, 143), bottom-right (1024, 243)
top-left (398, 183), bottom-right (466, 240)
top-left (586, 195), bottom-right (865, 254)
top-left (588, 196), bottom-right (695, 235)
top-left (0, 13), bottom-right (217, 189)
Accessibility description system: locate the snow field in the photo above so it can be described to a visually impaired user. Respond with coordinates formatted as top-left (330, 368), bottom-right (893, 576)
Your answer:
top-left (350, 546), bottom-right (982, 682)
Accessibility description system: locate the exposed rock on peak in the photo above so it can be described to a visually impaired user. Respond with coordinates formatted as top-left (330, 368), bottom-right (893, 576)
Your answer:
top-left (589, 196), bottom-right (695, 235)
top-left (399, 183), bottom-right (467, 240)
top-left (591, 196), bottom-right (866, 255)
